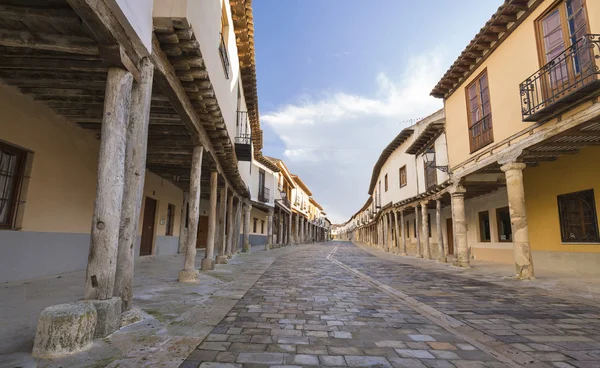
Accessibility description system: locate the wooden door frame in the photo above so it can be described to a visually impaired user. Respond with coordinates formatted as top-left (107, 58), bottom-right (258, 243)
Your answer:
top-left (140, 196), bottom-right (158, 256)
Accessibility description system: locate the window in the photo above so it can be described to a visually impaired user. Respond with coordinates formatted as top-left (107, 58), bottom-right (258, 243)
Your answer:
top-left (424, 148), bottom-right (437, 189)
top-left (536, 1), bottom-right (590, 93)
top-left (399, 166), bottom-right (407, 188)
top-left (478, 211), bottom-right (491, 242)
top-left (466, 70), bottom-right (493, 152)
top-left (261, 220), bottom-right (265, 234)
top-left (384, 174), bottom-right (388, 192)
top-left (253, 218), bottom-right (258, 233)
top-left (258, 169), bottom-right (266, 202)
top-left (558, 189), bottom-right (599, 243)
top-left (166, 203), bottom-right (176, 236)
top-left (0, 141), bottom-right (29, 229)
top-left (219, 1), bottom-right (230, 79)
top-left (496, 207), bottom-right (512, 242)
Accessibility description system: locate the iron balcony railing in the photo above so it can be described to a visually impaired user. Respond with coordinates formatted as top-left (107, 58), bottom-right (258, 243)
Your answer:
top-left (218, 32), bottom-right (230, 80)
top-left (468, 114), bottom-right (493, 153)
top-left (235, 111), bottom-right (251, 145)
top-left (258, 187), bottom-right (270, 203)
top-left (520, 34), bottom-right (600, 122)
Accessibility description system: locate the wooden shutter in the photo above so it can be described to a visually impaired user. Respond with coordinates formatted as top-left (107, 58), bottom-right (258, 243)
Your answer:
top-left (468, 83), bottom-right (480, 126)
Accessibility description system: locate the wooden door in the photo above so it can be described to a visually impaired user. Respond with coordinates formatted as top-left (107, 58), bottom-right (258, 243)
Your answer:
top-left (446, 218), bottom-right (454, 255)
top-left (140, 197), bottom-right (157, 256)
top-left (196, 215), bottom-right (209, 249)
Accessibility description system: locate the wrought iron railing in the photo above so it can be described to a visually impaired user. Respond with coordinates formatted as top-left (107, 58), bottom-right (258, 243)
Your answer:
top-left (520, 34), bottom-right (600, 121)
top-left (235, 111), bottom-right (251, 145)
top-left (218, 32), bottom-right (230, 79)
top-left (258, 187), bottom-right (270, 203)
top-left (469, 114), bottom-right (493, 152)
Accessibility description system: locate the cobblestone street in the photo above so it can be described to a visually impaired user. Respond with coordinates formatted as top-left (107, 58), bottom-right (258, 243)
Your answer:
top-left (180, 242), bottom-right (600, 368)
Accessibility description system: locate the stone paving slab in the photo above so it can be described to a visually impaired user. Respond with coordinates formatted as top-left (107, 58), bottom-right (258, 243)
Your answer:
top-left (333, 242), bottom-right (600, 368)
top-left (182, 242), bottom-right (512, 368)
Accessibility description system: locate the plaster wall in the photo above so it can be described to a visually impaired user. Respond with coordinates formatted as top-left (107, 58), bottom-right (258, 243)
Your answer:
top-left (444, 0), bottom-right (600, 168)
top-left (107, 0), bottom-right (154, 52)
top-left (0, 84), bottom-right (185, 283)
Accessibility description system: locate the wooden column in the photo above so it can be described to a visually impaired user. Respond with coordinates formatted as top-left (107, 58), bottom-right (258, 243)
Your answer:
top-left (266, 209), bottom-right (274, 250)
top-left (421, 201), bottom-right (432, 260)
top-left (295, 213), bottom-right (299, 244)
top-left (178, 146), bottom-right (204, 282)
top-left (114, 59), bottom-right (153, 309)
top-left (393, 210), bottom-right (400, 254)
top-left (216, 187), bottom-right (228, 264)
top-left (436, 199), bottom-right (446, 263)
top-left (201, 171), bottom-right (218, 271)
top-left (450, 184), bottom-right (470, 268)
top-left (225, 193), bottom-right (234, 257)
top-left (84, 68), bottom-right (133, 300)
top-left (177, 191), bottom-right (189, 254)
top-left (415, 206), bottom-right (422, 258)
top-left (287, 212), bottom-right (292, 245)
top-left (242, 203), bottom-right (252, 252)
top-left (400, 210), bottom-right (407, 255)
top-left (232, 199), bottom-right (242, 254)
top-left (501, 162), bottom-right (534, 279)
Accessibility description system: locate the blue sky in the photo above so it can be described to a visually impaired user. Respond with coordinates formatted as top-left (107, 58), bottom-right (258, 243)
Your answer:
top-left (253, 1), bottom-right (502, 223)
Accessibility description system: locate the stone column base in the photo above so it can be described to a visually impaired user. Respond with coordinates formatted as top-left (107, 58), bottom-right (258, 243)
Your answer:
top-left (90, 297), bottom-right (122, 338)
top-left (242, 244), bottom-right (251, 252)
top-left (179, 269), bottom-right (199, 282)
top-left (201, 258), bottom-right (215, 271)
top-left (215, 255), bottom-right (228, 264)
top-left (33, 301), bottom-right (97, 358)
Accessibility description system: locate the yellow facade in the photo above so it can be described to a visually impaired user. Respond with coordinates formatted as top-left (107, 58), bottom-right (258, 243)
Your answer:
top-left (444, 0), bottom-right (600, 169)
top-left (525, 146), bottom-right (600, 253)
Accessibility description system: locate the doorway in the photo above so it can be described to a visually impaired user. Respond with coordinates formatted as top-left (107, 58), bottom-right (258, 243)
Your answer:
top-left (446, 218), bottom-right (454, 255)
top-left (196, 215), bottom-right (209, 249)
top-left (140, 197), bottom-right (157, 256)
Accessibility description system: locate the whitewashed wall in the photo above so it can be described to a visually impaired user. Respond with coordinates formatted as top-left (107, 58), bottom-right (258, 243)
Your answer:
top-left (107, 0), bottom-right (154, 52)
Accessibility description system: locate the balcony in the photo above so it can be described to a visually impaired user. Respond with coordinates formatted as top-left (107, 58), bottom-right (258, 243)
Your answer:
top-left (520, 35), bottom-right (600, 122)
top-left (235, 111), bottom-right (252, 161)
top-left (218, 32), bottom-right (230, 79)
top-left (258, 187), bottom-right (270, 203)
top-left (469, 114), bottom-right (494, 153)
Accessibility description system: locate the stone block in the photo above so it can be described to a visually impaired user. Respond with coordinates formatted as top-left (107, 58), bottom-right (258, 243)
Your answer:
top-left (179, 269), bottom-right (199, 282)
top-left (32, 302), bottom-right (97, 358)
top-left (201, 258), bottom-right (215, 271)
top-left (90, 297), bottom-right (122, 338)
top-left (216, 255), bottom-right (228, 264)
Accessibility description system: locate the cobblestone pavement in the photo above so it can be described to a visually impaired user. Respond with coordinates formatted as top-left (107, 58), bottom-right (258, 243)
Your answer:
top-left (181, 242), bottom-right (600, 368)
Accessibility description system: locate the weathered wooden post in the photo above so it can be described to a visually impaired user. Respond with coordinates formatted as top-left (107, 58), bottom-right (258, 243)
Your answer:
top-left (84, 68), bottom-right (133, 300)
top-left (202, 171), bottom-right (218, 270)
top-left (436, 199), bottom-right (446, 263)
top-left (177, 191), bottom-right (189, 254)
top-left (225, 193), bottom-right (234, 257)
top-left (266, 209), bottom-right (274, 250)
top-left (216, 187), bottom-right (228, 264)
top-left (114, 58), bottom-right (153, 310)
top-left (421, 201), bottom-right (432, 260)
top-left (242, 202), bottom-right (252, 252)
top-left (178, 146), bottom-right (204, 282)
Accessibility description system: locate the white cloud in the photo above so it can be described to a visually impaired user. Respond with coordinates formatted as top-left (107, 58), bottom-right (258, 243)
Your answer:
top-left (262, 49), bottom-right (446, 224)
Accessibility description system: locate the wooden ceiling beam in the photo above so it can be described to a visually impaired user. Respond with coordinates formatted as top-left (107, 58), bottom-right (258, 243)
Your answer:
top-left (0, 29), bottom-right (99, 55)
top-left (0, 57), bottom-right (106, 72)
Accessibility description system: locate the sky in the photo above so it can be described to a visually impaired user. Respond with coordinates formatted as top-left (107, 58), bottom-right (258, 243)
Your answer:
top-left (253, 1), bottom-right (502, 224)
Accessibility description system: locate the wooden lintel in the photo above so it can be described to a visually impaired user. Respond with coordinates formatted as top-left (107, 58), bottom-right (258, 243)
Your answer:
top-left (0, 28), bottom-right (99, 55)
top-left (98, 45), bottom-right (141, 82)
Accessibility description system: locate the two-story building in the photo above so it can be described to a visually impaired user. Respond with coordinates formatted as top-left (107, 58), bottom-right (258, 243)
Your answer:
top-left (342, 110), bottom-right (455, 261)
top-left (428, 0), bottom-right (600, 277)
